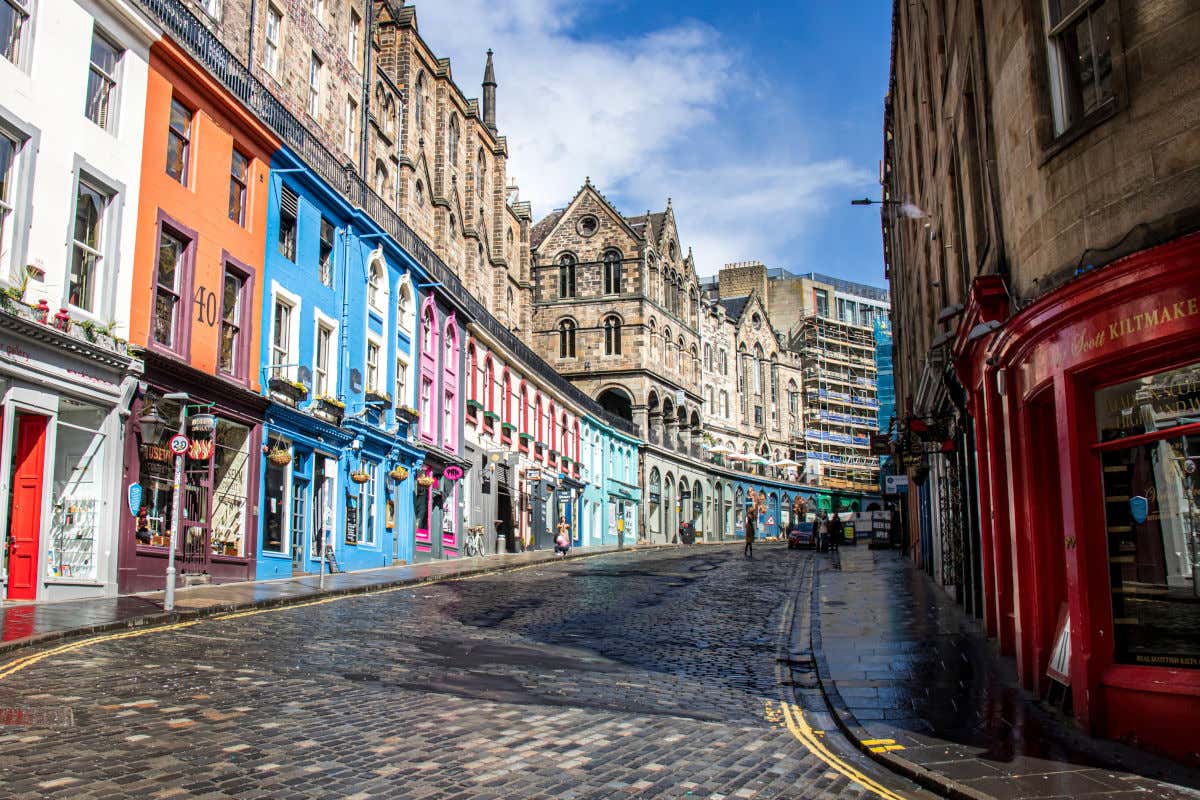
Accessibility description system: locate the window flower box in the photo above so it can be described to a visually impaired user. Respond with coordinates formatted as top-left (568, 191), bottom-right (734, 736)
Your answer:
top-left (396, 405), bottom-right (420, 423)
top-left (365, 389), bottom-right (391, 405)
top-left (269, 376), bottom-right (309, 403)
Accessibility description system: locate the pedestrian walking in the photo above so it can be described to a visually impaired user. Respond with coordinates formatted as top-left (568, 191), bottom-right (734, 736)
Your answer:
top-left (554, 515), bottom-right (571, 557)
top-left (744, 506), bottom-right (756, 558)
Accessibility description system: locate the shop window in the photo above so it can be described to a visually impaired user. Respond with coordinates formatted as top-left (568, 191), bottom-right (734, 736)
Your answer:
top-left (1095, 362), bottom-right (1200, 669)
top-left (360, 461), bottom-right (378, 546)
top-left (262, 437), bottom-right (290, 554)
top-left (152, 223), bottom-right (192, 354)
top-left (211, 420), bottom-right (250, 557)
top-left (166, 98), bottom-right (192, 184)
top-left (278, 184), bottom-right (297, 260)
top-left (84, 29), bottom-right (121, 132)
top-left (228, 149), bottom-right (249, 225)
top-left (68, 175), bottom-right (113, 314)
top-left (48, 398), bottom-right (107, 581)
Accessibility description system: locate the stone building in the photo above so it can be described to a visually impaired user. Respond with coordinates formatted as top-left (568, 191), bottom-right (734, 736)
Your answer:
top-left (883, 0), bottom-right (1200, 759)
top-left (529, 182), bottom-right (704, 450)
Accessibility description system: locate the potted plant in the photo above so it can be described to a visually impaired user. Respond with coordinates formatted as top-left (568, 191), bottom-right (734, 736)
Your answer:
top-left (0, 265), bottom-right (34, 311)
top-left (389, 465), bottom-right (409, 482)
top-left (350, 468), bottom-right (371, 484)
top-left (268, 375), bottom-right (308, 402)
top-left (267, 445), bottom-right (292, 466)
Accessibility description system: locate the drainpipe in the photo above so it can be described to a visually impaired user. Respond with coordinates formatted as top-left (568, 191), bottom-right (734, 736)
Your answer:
top-left (359, 0), bottom-right (373, 179)
top-left (247, 0), bottom-right (257, 71)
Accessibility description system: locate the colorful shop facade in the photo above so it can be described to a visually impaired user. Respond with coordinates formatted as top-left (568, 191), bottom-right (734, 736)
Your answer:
top-left (952, 232), bottom-right (1200, 761)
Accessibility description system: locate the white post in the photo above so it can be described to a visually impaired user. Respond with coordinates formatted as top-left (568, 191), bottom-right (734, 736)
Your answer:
top-left (164, 404), bottom-right (186, 612)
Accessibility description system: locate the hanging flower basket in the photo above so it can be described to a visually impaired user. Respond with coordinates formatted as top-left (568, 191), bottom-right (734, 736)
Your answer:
top-left (267, 447), bottom-right (292, 466)
top-left (389, 465), bottom-right (409, 482)
top-left (416, 474), bottom-right (435, 488)
top-left (350, 469), bottom-right (372, 484)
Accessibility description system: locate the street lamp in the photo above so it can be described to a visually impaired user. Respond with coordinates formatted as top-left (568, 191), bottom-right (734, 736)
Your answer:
top-left (850, 198), bottom-right (901, 206)
top-left (161, 391), bottom-right (190, 612)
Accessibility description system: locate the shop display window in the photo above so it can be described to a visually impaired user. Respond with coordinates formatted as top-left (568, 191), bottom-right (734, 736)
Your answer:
top-left (1096, 362), bottom-right (1200, 669)
top-left (262, 438), bottom-right (289, 554)
top-left (48, 398), bottom-right (106, 581)
top-left (211, 421), bottom-right (249, 557)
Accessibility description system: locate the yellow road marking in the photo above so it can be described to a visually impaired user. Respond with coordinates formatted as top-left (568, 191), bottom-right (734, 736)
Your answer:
top-left (861, 739), bottom-right (896, 746)
top-left (0, 621), bottom-right (201, 681)
top-left (870, 745), bottom-right (906, 753)
top-left (771, 567), bottom-right (910, 800)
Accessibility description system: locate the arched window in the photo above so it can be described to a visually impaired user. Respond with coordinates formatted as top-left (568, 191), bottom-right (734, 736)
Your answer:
top-left (520, 383), bottom-right (530, 435)
top-left (414, 179), bottom-right (425, 207)
top-left (703, 343), bottom-right (712, 371)
top-left (690, 344), bottom-right (698, 381)
top-left (602, 250), bottom-right (622, 295)
top-left (476, 148), bottom-right (485, 198)
top-left (367, 257), bottom-right (385, 311)
top-left (755, 344), bottom-right (766, 395)
top-left (413, 72), bottom-right (424, 131)
top-left (558, 318), bottom-right (576, 358)
top-left (506, 287), bottom-right (515, 324)
top-left (535, 395), bottom-right (543, 443)
top-left (397, 277), bottom-right (414, 333)
top-left (373, 159), bottom-right (387, 196)
top-left (447, 113), bottom-right (458, 167)
top-left (603, 315), bottom-right (622, 355)
top-left (663, 327), bottom-right (672, 367)
top-left (557, 254), bottom-right (576, 298)
top-left (648, 318), bottom-right (657, 358)
top-left (421, 302), bottom-right (435, 351)
top-left (502, 370), bottom-right (512, 426)
top-left (483, 355), bottom-right (495, 417)
top-left (467, 342), bottom-right (478, 405)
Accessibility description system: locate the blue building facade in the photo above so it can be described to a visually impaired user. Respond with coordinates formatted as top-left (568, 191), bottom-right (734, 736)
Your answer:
top-left (255, 147), bottom-right (422, 579)
top-left (582, 415), bottom-right (640, 546)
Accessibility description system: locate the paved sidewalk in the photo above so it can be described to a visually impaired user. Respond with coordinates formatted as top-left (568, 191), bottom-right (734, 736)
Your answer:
top-left (811, 547), bottom-right (1200, 800)
top-left (0, 544), bottom-right (651, 656)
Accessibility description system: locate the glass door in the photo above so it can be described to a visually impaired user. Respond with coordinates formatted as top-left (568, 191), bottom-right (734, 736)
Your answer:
top-left (291, 477), bottom-right (308, 570)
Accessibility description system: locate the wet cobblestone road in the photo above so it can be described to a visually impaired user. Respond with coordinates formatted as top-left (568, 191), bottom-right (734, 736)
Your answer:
top-left (0, 545), bottom-right (916, 799)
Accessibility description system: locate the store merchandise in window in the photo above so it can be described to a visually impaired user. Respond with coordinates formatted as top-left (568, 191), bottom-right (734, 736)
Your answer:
top-left (1096, 361), bottom-right (1200, 669)
top-left (48, 398), bottom-right (107, 580)
top-left (135, 394), bottom-right (183, 548)
top-left (262, 437), bottom-right (290, 554)
top-left (211, 420), bottom-right (250, 557)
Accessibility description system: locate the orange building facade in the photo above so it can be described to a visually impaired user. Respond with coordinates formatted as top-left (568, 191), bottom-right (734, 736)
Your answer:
top-left (118, 38), bottom-right (279, 593)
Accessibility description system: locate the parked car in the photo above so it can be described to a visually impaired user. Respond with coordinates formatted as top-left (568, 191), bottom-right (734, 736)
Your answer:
top-left (787, 521), bottom-right (815, 549)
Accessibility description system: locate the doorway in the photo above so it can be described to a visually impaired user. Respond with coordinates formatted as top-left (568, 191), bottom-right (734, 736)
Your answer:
top-left (6, 414), bottom-right (48, 601)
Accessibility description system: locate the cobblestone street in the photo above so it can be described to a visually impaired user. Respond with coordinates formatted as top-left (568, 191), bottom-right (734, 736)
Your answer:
top-left (0, 546), bottom-right (918, 799)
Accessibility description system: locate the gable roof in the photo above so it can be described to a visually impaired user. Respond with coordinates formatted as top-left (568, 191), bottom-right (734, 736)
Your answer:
top-left (719, 295), bottom-right (750, 323)
top-left (530, 209), bottom-right (563, 248)
top-left (625, 211), bottom-right (665, 242)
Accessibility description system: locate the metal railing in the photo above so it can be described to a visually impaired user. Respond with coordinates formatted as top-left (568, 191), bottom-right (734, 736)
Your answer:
top-left (138, 0), bottom-right (637, 440)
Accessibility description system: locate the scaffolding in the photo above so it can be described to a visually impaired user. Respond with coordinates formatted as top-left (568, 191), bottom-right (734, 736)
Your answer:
top-left (794, 314), bottom-right (881, 493)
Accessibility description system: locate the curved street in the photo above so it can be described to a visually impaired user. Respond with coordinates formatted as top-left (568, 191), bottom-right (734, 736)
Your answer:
top-left (0, 545), bottom-right (922, 800)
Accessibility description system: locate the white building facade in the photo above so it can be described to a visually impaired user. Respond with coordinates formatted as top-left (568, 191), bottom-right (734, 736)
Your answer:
top-left (0, 0), bottom-right (156, 600)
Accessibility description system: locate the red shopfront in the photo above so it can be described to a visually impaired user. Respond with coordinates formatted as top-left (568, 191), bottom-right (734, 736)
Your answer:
top-left (118, 357), bottom-right (267, 593)
top-left (955, 232), bottom-right (1200, 761)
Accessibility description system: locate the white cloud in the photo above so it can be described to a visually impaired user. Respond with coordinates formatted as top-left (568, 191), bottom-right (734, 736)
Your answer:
top-left (413, 0), bottom-right (876, 275)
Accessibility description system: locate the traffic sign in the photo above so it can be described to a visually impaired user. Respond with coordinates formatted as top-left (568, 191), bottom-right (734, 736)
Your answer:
top-left (169, 434), bottom-right (189, 455)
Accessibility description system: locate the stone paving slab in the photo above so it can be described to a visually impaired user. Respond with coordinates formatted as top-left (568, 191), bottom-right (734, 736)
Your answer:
top-left (810, 547), bottom-right (1200, 800)
top-left (0, 545), bottom-right (651, 656)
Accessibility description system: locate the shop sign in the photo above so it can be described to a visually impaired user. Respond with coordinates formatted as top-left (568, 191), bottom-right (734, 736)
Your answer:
top-left (169, 434), bottom-right (189, 455)
top-left (1094, 360), bottom-right (1200, 440)
top-left (127, 483), bottom-right (142, 516)
top-left (884, 475), bottom-right (909, 494)
top-left (443, 465), bottom-right (463, 481)
top-left (1070, 295), bottom-right (1199, 358)
top-left (524, 468), bottom-right (542, 482)
top-left (344, 496), bottom-right (359, 545)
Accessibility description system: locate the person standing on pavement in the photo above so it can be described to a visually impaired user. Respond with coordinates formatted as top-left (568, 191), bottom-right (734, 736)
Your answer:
top-left (744, 505), bottom-right (756, 558)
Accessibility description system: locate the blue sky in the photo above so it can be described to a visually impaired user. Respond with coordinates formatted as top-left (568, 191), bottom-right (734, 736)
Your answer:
top-left (416, 1), bottom-right (892, 288)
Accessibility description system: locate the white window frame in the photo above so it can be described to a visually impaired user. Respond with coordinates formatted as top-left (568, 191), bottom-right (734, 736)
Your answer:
top-left (310, 0), bottom-right (324, 26)
top-left (263, 4), bottom-right (282, 76)
top-left (359, 460), bottom-right (377, 546)
top-left (348, 8), bottom-right (362, 69)
top-left (269, 281), bottom-right (302, 381)
top-left (84, 27), bottom-right (122, 133)
top-left (66, 161), bottom-right (123, 321)
top-left (366, 248), bottom-right (388, 316)
top-left (307, 52), bottom-right (322, 118)
top-left (343, 95), bottom-right (357, 157)
top-left (311, 308), bottom-right (339, 399)
top-left (365, 334), bottom-right (382, 394)
top-left (0, 0), bottom-right (32, 70)
top-left (199, 0), bottom-right (221, 20)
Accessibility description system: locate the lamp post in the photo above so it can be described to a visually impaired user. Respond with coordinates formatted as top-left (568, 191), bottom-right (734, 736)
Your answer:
top-left (161, 391), bottom-right (190, 612)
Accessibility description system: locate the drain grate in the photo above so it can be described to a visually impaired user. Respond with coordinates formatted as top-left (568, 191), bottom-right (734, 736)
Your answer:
top-left (0, 707), bottom-right (75, 728)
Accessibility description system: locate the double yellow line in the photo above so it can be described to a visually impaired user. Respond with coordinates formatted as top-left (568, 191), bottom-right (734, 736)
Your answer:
top-left (771, 570), bottom-right (910, 800)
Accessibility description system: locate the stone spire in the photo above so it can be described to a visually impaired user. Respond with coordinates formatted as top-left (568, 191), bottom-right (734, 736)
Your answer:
top-left (483, 49), bottom-right (497, 133)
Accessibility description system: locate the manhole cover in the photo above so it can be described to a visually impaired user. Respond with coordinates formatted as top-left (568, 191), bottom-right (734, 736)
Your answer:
top-left (0, 707), bottom-right (74, 727)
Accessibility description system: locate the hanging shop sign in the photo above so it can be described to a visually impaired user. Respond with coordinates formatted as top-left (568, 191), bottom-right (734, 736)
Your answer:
top-left (1129, 495), bottom-right (1149, 524)
top-left (443, 465), bottom-right (464, 482)
top-left (127, 482), bottom-right (142, 516)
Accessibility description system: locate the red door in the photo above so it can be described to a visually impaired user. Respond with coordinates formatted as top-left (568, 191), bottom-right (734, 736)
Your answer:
top-left (6, 415), bottom-right (48, 601)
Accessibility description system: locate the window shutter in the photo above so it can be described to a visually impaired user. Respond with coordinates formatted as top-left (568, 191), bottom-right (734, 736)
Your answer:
top-left (280, 185), bottom-right (299, 219)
